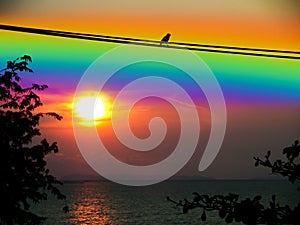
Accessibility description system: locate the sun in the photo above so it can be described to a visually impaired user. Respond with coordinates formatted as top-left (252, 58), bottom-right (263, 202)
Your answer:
top-left (74, 95), bottom-right (105, 120)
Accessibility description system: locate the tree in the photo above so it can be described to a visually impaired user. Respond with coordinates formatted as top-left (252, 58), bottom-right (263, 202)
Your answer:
top-left (0, 55), bottom-right (66, 225)
top-left (167, 140), bottom-right (300, 225)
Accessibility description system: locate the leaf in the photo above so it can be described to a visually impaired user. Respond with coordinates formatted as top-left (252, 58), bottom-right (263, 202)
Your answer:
top-left (253, 195), bottom-right (262, 202)
top-left (225, 214), bottom-right (233, 223)
top-left (201, 210), bottom-right (206, 221)
top-left (26, 68), bottom-right (33, 73)
top-left (192, 192), bottom-right (201, 202)
top-left (21, 55), bottom-right (32, 62)
top-left (63, 206), bottom-right (69, 213)
top-left (183, 205), bottom-right (188, 214)
top-left (219, 207), bottom-right (227, 218)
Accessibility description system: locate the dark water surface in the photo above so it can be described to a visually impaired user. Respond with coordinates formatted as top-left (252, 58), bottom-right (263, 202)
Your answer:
top-left (32, 180), bottom-right (300, 224)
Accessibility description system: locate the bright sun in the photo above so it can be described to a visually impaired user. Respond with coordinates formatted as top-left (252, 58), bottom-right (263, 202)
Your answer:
top-left (74, 96), bottom-right (105, 120)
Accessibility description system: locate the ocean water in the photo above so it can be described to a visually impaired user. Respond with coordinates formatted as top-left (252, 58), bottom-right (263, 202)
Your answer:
top-left (31, 180), bottom-right (300, 225)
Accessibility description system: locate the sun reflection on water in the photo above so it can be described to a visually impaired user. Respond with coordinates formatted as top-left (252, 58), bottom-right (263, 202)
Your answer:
top-left (68, 183), bottom-right (118, 225)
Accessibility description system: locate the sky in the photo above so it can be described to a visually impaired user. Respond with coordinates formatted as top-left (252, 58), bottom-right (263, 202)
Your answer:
top-left (0, 0), bottom-right (299, 180)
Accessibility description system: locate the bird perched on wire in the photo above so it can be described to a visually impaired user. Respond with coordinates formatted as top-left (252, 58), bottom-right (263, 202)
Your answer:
top-left (160, 33), bottom-right (171, 46)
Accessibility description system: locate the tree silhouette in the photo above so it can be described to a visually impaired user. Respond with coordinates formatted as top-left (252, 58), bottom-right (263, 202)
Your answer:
top-left (167, 140), bottom-right (300, 225)
top-left (0, 56), bottom-right (66, 225)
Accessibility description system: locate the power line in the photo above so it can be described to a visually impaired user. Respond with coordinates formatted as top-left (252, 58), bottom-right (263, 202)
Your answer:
top-left (1, 24), bottom-right (299, 60)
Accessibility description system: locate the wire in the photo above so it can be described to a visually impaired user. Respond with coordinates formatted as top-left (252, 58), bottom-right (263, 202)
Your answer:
top-left (1, 24), bottom-right (299, 60)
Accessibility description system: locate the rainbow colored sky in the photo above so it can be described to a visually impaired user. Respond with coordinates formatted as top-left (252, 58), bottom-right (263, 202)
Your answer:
top-left (0, 0), bottom-right (299, 179)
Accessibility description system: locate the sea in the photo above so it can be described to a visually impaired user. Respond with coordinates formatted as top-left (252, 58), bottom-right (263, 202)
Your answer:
top-left (31, 180), bottom-right (300, 225)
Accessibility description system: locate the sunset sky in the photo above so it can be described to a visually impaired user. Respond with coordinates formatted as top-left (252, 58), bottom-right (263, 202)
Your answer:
top-left (0, 0), bottom-right (299, 180)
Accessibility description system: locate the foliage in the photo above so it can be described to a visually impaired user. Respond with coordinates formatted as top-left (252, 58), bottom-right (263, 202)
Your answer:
top-left (254, 141), bottom-right (300, 183)
top-left (0, 56), bottom-right (66, 225)
top-left (167, 140), bottom-right (300, 225)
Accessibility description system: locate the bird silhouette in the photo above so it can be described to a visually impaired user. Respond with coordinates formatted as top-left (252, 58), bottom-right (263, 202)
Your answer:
top-left (160, 33), bottom-right (171, 46)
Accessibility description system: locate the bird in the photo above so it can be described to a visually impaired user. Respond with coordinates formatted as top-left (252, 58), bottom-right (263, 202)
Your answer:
top-left (160, 33), bottom-right (171, 46)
